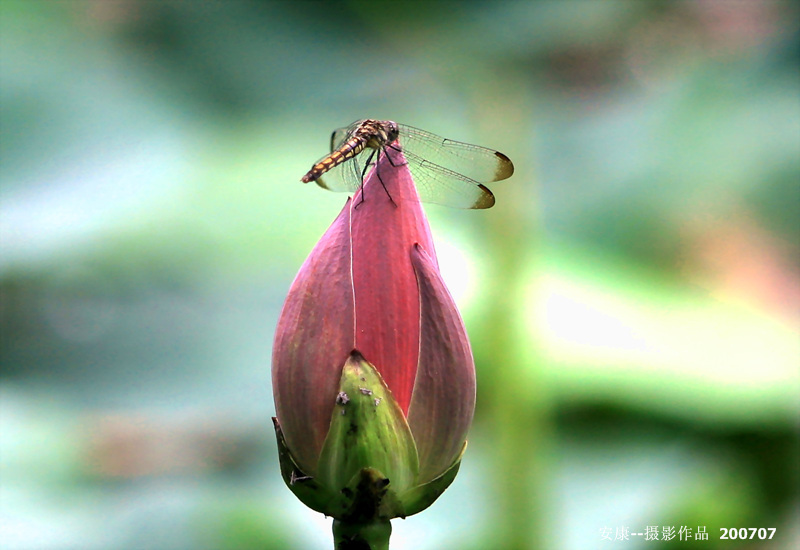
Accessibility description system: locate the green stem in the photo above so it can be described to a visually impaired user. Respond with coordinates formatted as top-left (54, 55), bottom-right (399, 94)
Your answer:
top-left (471, 89), bottom-right (552, 549)
top-left (332, 519), bottom-right (391, 550)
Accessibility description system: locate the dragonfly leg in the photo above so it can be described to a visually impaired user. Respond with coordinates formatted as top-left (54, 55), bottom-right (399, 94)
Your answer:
top-left (385, 143), bottom-right (409, 167)
top-left (354, 148), bottom-right (397, 209)
top-left (354, 149), bottom-right (377, 209)
top-left (374, 149), bottom-right (397, 208)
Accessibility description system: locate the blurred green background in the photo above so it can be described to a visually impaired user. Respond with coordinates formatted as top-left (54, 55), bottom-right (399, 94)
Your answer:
top-left (1, 1), bottom-right (798, 549)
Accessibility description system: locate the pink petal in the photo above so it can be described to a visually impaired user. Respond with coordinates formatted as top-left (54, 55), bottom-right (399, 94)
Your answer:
top-left (407, 243), bottom-right (476, 483)
top-left (272, 199), bottom-right (355, 474)
top-left (350, 145), bottom-right (438, 414)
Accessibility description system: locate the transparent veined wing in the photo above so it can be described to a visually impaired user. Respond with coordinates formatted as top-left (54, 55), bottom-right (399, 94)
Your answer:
top-left (329, 123), bottom-right (358, 153)
top-left (314, 122), bottom-right (371, 193)
top-left (396, 124), bottom-right (514, 184)
top-left (393, 125), bottom-right (513, 209)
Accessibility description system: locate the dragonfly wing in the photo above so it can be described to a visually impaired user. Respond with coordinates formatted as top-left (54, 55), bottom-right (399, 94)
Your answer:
top-left (397, 124), bottom-right (514, 184)
top-left (314, 149), bottom-right (373, 194)
top-left (313, 122), bottom-right (369, 193)
top-left (400, 149), bottom-right (496, 209)
top-left (314, 158), bottom-right (363, 193)
top-left (330, 124), bottom-right (354, 152)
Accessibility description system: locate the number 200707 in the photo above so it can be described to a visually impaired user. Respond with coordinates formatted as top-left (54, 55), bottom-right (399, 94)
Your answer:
top-left (720, 528), bottom-right (776, 540)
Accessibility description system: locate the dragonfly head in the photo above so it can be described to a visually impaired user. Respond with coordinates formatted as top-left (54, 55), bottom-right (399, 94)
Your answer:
top-left (380, 120), bottom-right (400, 144)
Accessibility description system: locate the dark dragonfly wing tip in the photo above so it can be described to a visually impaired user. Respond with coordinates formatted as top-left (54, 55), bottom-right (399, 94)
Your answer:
top-left (494, 151), bottom-right (515, 180)
top-left (473, 184), bottom-right (496, 209)
top-left (315, 177), bottom-right (332, 190)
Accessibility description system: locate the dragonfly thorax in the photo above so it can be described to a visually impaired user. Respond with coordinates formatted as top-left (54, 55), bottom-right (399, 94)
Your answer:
top-left (356, 119), bottom-right (400, 149)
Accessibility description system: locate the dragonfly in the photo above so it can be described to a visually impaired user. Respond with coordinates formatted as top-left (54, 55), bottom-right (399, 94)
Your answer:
top-left (301, 119), bottom-right (514, 209)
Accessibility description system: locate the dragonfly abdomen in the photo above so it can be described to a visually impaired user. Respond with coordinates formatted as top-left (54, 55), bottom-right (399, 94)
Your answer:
top-left (301, 138), bottom-right (368, 183)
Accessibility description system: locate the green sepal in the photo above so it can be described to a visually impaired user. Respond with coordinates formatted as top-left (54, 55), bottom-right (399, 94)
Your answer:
top-left (395, 441), bottom-right (467, 517)
top-left (272, 417), bottom-right (342, 515)
top-left (316, 350), bottom-right (420, 520)
top-left (275, 351), bottom-right (466, 521)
